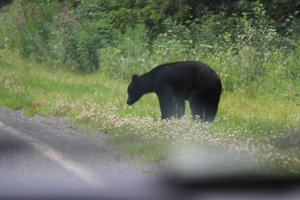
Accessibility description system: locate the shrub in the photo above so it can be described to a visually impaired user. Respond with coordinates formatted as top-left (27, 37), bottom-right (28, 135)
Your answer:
top-left (99, 24), bottom-right (150, 77)
top-left (1, 0), bottom-right (299, 84)
top-left (63, 20), bottom-right (112, 72)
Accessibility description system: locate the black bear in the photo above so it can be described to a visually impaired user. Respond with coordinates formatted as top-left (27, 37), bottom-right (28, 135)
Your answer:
top-left (127, 61), bottom-right (222, 122)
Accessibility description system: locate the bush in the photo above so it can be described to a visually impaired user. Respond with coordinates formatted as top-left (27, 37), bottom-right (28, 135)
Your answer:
top-left (99, 24), bottom-right (150, 77)
top-left (0, 0), bottom-right (299, 89)
top-left (63, 20), bottom-right (113, 72)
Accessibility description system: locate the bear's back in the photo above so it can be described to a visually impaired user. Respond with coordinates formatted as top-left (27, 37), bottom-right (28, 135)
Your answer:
top-left (146, 61), bottom-right (221, 99)
top-left (150, 61), bottom-right (219, 83)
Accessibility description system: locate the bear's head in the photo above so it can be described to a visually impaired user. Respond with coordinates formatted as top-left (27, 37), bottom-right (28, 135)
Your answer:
top-left (127, 74), bottom-right (142, 105)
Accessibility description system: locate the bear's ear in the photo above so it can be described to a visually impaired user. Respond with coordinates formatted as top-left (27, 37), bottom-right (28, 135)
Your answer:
top-left (132, 74), bottom-right (139, 84)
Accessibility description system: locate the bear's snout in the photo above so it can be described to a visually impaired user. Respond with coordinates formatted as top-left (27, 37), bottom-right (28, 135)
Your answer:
top-left (127, 97), bottom-right (133, 105)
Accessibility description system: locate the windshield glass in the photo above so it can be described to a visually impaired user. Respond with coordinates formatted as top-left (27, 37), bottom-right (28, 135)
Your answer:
top-left (0, 0), bottom-right (299, 199)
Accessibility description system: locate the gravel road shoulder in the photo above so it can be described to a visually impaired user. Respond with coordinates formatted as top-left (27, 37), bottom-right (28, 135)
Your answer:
top-left (0, 106), bottom-right (160, 188)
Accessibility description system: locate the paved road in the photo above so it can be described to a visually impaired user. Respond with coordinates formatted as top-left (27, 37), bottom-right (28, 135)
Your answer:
top-left (0, 106), bottom-right (157, 198)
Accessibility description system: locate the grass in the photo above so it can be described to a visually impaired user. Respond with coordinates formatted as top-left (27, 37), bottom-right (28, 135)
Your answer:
top-left (0, 49), bottom-right (299, 174)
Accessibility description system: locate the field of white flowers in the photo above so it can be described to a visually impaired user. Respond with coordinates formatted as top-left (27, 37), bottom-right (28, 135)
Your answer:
top-left (75, 101), bottom-right (300, 174)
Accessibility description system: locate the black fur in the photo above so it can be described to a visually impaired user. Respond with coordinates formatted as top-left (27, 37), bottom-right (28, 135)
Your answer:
top-left (127, 61), bottom-right (222, 121)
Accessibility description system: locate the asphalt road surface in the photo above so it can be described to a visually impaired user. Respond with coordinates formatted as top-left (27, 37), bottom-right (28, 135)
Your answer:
top-left (0, 106), bottom-right (158, 199)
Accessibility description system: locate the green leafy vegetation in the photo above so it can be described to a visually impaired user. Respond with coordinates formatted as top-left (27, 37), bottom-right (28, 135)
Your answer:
top-left (0, 1), bottom-right (299, 173)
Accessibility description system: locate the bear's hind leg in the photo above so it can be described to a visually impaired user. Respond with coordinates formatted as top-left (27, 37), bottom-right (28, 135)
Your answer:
top-left (189, 91), bottom-right (217, 122)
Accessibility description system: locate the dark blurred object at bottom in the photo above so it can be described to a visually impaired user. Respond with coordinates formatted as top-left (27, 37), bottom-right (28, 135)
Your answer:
top-left (2, 174), bottom-right (300, 200)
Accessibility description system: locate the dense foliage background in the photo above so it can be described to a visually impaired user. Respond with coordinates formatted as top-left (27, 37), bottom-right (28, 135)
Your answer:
top-left (0, 0), bottom-right (299, 92)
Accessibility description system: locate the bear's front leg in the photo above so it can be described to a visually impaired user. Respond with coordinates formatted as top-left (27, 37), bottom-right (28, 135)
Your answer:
top-left (174, 98), bottom-right (185, 119)
top-left (157, 93), bottom-right (176, 120)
